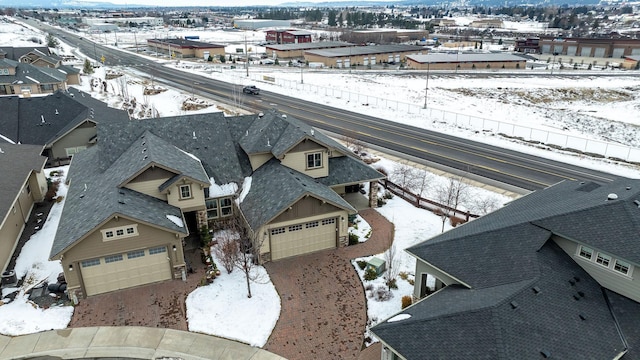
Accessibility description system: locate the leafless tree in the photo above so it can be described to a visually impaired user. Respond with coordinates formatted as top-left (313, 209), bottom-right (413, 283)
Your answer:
top-left (434, 175), bottom-right (469, 233)
top-left (469, 195), bottom-right (503, 216)
top-left (413, 168), bottom-right (432, 198)
top-left (234, 228), bottom-right (266, 298)
top-left (230, 85), bottom-right (245, 115)
top-left (342, 132), bottom-right (366, 155)
top-left (212, 231), bottom-right (238, 274)
top-left (383, 230), bottom-right (399, 291)
top-left (392, 162), bottom-right (418, 190)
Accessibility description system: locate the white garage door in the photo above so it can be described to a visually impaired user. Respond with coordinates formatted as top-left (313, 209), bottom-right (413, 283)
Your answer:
top-left (270, 218), bottom-right (337, 260)
top-left (80, 246), bottom-right (172, 296)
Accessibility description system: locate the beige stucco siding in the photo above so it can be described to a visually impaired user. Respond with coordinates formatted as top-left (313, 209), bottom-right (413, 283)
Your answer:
top-left (125, 179), bottom-right (169, 200)
top-left (281, 149), bottom-right (329, 178)
top-left (49, 121), bottom-right (96, 160)
top-left (166, 181), bottom-right (206, 212)
top-left (248, 153), bottom-right (273, 171)
top-left (554, 236), bottom-right (640, 303)
top-left (0, 177), bottom-right (36, 271)
top-left (60, 216), bottom-right (184, 291)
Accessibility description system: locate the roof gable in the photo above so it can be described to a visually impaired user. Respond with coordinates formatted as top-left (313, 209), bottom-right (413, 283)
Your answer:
top-left (374, 241), bottom-right (628, 360)
top-left (240, 158), bottom-right (355, 230)
top-left (0, 144), bottom-right (46, 221)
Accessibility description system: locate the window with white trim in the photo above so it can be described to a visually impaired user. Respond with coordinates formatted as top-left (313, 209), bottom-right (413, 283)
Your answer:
top-left (596, 252), bottom-right (611, 267)
top-left (205, 196), bottom-right (233, 219)
top-left (306, 152), bottom-right (322, 169)
top-left (578, 245), bottom-right (593, 260)
top-left (101, 224), bottom-right (138, 241)
top-left (614, 259), bottom-right (631, 275)
top-left (179, 184), bottom-right (192, 199)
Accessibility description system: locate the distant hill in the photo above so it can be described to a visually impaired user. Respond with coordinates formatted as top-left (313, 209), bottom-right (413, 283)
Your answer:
top-left (1, 0), bottom-right (601, 9)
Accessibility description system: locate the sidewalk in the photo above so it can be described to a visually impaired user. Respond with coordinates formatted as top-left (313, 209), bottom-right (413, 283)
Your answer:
top-left (0, 326), bottom-right (285, 360)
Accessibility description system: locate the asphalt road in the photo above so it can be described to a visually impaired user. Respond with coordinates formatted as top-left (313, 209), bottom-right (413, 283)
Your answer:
top-left (36, 22), bottom-right (621, 192)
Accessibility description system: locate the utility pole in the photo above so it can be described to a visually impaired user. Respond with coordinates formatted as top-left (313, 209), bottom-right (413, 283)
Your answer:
top-left (300, 63), bottom-right (304, 84)
top-left (133, 30), bottom-right (138, 53)
top-left (423, 62), bottom-right (430, 109)
top-left (244, 32), bottom-right (249, 77)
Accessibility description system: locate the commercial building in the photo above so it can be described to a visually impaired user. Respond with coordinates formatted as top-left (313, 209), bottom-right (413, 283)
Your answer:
top-left (146, 38), bottom-right (225, 59)
top-left (304, 44), bottom-right (425, 68)
top-left (265, 42), bottom-right (354, 59)
top-left (539, 36), bottom-right (640, 58)
top-left (406, 53), bottom-right (527, 70)
top-left (265, 29), bottom-right (313, 44)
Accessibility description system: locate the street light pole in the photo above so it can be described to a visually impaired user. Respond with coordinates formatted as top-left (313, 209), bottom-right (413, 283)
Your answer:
top-left (191, 81), bottom-right (198, 99)
top-left (244, 32), bottom-right (249, 77)
top-left (551, 52), bottom-right (558, 75)
top-left (300, 63), bottom-right (304, 84)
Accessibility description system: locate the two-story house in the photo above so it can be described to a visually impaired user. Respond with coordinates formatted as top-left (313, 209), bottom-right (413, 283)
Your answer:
top-left (50, 110), bottom-right (384, 299)
top-left (371, 178), bottom-right (640, 359)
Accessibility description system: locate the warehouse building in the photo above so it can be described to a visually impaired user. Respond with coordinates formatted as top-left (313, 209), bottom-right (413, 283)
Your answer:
top-left (266, 41), bottom-right (355, 59)
top-left (147, 38), bottom-right (225, 59)
top-left (304, 44), bottom-right (425, 68)
top-left (265, 29), bottom-right (313, 44)
top-left (406, 53), bottom-right (527, 70)
top-left (539, 37), bottom-right (640, 58)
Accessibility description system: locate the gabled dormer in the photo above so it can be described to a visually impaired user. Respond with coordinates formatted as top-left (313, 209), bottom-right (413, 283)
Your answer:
top-left (239, 111), bottom-right (352, 178)
top-left (109, 130), bottom-right (210, 211)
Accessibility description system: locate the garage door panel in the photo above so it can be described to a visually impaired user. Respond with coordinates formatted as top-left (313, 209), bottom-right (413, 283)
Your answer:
top-left (271, 218), bottom-right (337, 260)
top-left (81, 247), bottom-right (172, 296)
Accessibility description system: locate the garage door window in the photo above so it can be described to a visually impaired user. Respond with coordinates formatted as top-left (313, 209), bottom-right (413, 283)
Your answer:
top-left (81, 258), bottom-right (101, 267)
top-left (149, 246), bottom-right (167, 255)
top-left (127, 250), bottom-right (145, 259)
top-left (306, 221), bottom-right (319, 228)
top-left (322, 218), bottom-right (336, 225)
top-left (271, 227), bottom-right (285, 235)
top-left (105, 254), bottom-right (123, 263)
top-left (289, 224), bottom-right (302, 232)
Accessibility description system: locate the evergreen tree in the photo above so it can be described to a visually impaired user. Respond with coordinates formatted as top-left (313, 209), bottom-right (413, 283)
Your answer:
top-left (82, 59), bottom-right (94, 74)
top-left (46, 33), bottom-right (59, 47)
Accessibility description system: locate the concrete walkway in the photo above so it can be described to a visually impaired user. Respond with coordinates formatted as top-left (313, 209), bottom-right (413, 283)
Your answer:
top-left (264, 208), bottom-right (394, 360)
top-left (0, 326), bottom-right (285, 360)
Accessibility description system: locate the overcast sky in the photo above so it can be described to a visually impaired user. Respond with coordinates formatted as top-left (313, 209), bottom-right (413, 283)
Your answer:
top-left (83, 0), bottom-right (352, 6)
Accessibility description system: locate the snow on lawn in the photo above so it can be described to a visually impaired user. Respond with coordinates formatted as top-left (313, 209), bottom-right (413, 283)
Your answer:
top-left (349, 214), bottom-right (372, 243)
top-left (0, 166), bottom-right (74, 336)
top-left (186, 231), bottom-right (280, 347)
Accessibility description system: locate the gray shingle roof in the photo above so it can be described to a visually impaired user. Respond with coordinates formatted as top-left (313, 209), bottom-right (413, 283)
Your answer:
top-left (373, 242), bottom-right (627, 360)
top-left (0, 47), bottom-right (51, 61)
top-left (0, 144), bottom-right (46, 222)
top-left (50, 146), bottom-right (187, 258)
top-left (97, 112), bottom-right (246, 185)
top-left (108, 130), bottom-right (210, 188)
top-left (607, 289), bottom-right (640, 359)
top-left (0, 89), bottom-right (113, 147)
top-left (240, 158), bottom-right (356, 230)
top-left (316, 156), bottom-right (385, 187)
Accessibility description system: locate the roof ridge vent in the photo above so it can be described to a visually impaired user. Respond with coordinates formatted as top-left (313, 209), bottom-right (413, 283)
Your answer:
top-left (607, 193), bottom-right (618, 201)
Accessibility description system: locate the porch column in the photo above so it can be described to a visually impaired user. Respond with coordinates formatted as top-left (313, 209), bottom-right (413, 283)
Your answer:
top-left (196, 209), bottom-right (208, 229)
top-left (369, 181), bottom-right (379, 208)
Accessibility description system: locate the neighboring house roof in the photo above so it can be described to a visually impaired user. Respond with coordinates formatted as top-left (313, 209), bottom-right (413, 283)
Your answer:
top-left (50, 145), bottom-right (187, 258)
top-left (0, 62), bottom-right (68, 86)
top-left (373, 241), bottom-right (627, 360)
top-left (0, 89), bottom-right (115, 147)
top-left (240, 158), bottom-right (356, 231)
top-left (0, 144), bottom-right (46, 223)
top-left (373, 177), bottom-right (640, 359)
top-left (0, 47), bottom-right (51, 61)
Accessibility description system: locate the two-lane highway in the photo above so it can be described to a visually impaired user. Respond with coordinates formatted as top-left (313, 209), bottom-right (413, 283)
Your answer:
top-left (38, 21), bottom-right (621, 191)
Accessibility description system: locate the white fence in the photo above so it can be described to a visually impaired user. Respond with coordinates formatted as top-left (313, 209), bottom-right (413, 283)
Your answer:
top-left (241, 72), bottom-right (640, 163)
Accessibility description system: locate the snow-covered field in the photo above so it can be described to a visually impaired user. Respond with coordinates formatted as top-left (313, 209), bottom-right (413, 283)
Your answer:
top-left (1, 15), bottom-right (640, 348)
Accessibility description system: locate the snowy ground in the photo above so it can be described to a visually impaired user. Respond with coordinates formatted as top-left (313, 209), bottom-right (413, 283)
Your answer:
top-left (2, 16), bottom-right (640, 347)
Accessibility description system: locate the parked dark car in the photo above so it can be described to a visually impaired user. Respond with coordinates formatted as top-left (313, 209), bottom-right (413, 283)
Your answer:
top-left (243, 85), bottom-right (260, 95)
